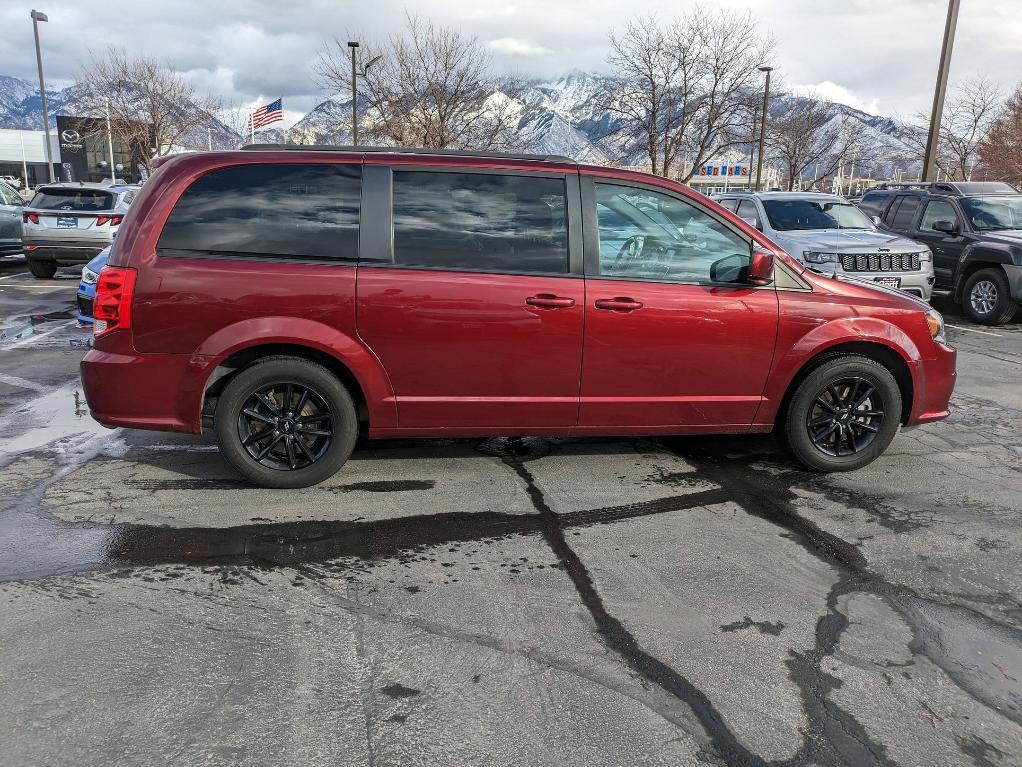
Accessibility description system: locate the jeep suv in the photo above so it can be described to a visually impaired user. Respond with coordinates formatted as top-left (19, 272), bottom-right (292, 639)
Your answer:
top-left (713, 191), bottom-right (935, 300)
top-left (859, 181), bottom-right (1022, 324)
top-left (80, 147), bottom-right (956, 488)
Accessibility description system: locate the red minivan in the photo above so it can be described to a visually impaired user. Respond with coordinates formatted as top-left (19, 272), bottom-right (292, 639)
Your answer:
top-left (80, 147), bottom-right (956, 488)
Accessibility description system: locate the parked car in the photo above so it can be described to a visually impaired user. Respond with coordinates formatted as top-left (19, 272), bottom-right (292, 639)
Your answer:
top-left (859, 181), bottom-right (1022, 324)
top-left (713, 192), bottom-right (935, 300)
top-left (80, 147), bottom-right (956, 488)
top-left (76, 246), bottom-right (110, 323)
top-left (21, 182), bottom-right (137, 278)
top-left (0, 180), bottom-right (25, 256)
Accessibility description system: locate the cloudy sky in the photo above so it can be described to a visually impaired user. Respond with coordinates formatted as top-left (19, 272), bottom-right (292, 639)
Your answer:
top-left (2, 0), bottom-right (1020, 126)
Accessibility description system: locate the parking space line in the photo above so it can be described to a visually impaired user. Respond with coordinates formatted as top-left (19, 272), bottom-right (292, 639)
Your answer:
top-left (3, 319), bottom-right (76, 349)
top-left (0, 373), bottom-right (47, 392)
top-left (946, 324), bottom-right (1002, 337)
top-left (0, 272), bottom-right (30, 281)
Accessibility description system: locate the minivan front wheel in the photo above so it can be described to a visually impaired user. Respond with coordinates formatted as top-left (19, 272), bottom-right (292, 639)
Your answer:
top-left (215, 357), bottom-right (358, 488)
top-left (784, 355), bottom-right (902, 472)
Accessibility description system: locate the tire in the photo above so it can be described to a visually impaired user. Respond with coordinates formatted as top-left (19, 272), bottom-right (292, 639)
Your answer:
top-left (215, 356), bottom-right (358, 489)
top-left (784, 355), bottom-right (902, 472)
top-left (27, 258), bottom-right (58, 279)
top-left (962, 268), bottom-right (1019, 326)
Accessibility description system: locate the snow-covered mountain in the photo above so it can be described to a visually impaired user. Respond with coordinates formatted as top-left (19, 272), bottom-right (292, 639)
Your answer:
top-left (0, 71), bottom-right (921, 174)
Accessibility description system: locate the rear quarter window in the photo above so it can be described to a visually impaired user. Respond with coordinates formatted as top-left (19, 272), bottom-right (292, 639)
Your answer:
top-left (157, 163), bottom-right (361, 261)
top-left (857, 192), bottom-right (888, 217)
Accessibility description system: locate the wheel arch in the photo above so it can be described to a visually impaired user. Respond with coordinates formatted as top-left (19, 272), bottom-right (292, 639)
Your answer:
top-left (953, 244), bottom-right (1014, 301)
top-left (772, 341), bottom-right (914, 430)
top-left (199, 341), bottom-right (395, 434)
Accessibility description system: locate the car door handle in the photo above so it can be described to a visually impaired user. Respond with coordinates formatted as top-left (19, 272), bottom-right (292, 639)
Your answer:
top-left (594, 297), bottom-right (643, 312)
top-left (526, 294), bottom-right (575, 309)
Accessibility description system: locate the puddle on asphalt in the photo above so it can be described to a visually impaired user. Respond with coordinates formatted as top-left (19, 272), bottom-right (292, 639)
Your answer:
top-left (0, 311), bottom-right (76, 346)
top-left (0, 383), bottom-right (110, 466)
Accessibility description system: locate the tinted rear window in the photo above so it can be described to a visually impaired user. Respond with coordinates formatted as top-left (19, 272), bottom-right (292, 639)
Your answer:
top-left (157, 164), bottom-right (360, 260)
top-left (31, 188), bottom-right (114, 211)
top-left (392, 171), bottom-right (568, 274)
top-left (857, 192), bottom-right (888, 217)
top-left (887, 195), bottom-right (922, 229)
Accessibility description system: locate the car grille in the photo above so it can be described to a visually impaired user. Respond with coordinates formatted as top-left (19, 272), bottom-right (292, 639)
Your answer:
top-left (840, 252), bottom-right (921, 272)
top-left (77, 295), bottom-right (94, 318)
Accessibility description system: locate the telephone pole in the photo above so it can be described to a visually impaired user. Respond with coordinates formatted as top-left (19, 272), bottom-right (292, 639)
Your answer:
top-left (922, 0), bottom-right (961, 182)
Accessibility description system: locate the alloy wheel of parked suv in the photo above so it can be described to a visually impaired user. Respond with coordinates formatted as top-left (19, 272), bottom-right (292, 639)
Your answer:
top-left (215, 357), bottom-right (358, 488)
top-left (963, 268), bottom-right (1019, 326)
top-left (784, 356), bottom-right (902, 472)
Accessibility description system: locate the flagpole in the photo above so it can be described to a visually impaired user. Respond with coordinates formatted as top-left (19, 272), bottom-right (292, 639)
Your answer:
top-left (250, 107), bottom-right (255, 145)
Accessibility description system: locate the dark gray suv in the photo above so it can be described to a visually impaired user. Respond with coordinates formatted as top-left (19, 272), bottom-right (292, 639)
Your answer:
top-left (859, 181), bottom-right (1022, 325)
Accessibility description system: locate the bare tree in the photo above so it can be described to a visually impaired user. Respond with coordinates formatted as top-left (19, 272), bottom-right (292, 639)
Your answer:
top-left (70, 47), bottom-right (221, 170)
top-left (766, 94), bottom-right (872, 190)
top-left (601, 8), bottom-right (773, 181)
top-left (905, 76), bottom-right (1001, 180)
top-left (978, 82), bottom-right (1022, 188)
top-left (317, 14), bottom-right (523, 150)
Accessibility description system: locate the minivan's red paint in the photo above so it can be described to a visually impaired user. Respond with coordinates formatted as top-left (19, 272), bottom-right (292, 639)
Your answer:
top-left (82, 149), bottom-right (956, 444)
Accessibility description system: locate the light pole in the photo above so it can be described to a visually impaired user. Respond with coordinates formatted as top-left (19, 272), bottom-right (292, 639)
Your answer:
top-left (31, 9), bottom-right (54, 182)
top-left (922, 0), bottom-right (961, 182)
top-left (347, 41), bottom-right (382, 147)
top-left (755, 65), bottom-right (772, 192)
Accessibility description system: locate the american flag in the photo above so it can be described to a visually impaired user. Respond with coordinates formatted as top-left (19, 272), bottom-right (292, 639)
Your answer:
top-left (247, 98), bottom-right (283, 132)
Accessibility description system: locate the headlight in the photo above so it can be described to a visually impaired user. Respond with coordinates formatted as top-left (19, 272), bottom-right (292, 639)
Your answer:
top-left (925, 308), bottom-right (946, 344)
top-left (803, 251), bottom-right (841, 264)
top-left (918, 249), bottom-right (932, 263)
top-left (81, 266), bottom-right (99, 285)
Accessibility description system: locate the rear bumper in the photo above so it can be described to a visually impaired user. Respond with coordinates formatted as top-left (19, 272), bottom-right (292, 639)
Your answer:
top-left (26, 241), bottom-right (107, 264)
top-left (906, 342), bottom-right (957, 426)
top-left (80, 343), bottom-right (213, 433)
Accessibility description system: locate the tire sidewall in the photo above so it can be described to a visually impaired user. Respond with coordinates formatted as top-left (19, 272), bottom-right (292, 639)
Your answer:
top-left (785, 356), bottom-right (902, 472)
top-left (215, 358), bottom-right (358, 488)
top-left (963, 268), bottom-right (1016, 326)
top-left (27, 258), bottom-right (57, 278)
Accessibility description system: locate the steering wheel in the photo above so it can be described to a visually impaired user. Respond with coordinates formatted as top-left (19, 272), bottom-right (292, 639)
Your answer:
top-left (614, 235), bottom-right (646, 267)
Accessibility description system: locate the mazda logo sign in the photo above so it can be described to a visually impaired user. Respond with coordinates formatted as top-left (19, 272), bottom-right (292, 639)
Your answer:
top-left (61, 130), bottom-right (80, 143)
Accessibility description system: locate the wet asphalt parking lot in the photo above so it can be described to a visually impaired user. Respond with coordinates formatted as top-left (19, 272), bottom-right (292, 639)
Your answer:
top-left (0, 258), bottom-right (1020, 767)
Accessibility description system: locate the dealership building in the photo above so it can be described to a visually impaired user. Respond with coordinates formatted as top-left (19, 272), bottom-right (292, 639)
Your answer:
top-left (0, 116), bottom-right (150, 190)
top-left (0, 129), bottom-right (59, 188)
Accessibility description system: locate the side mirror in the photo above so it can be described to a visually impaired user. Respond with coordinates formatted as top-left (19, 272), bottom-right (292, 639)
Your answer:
top-left (870, 215), bottom-right (882, 227)
top-left (932, 219), bottom-right (958, 235)
top-left (740, 216), bottom-right (761, 231)
top-left (748, 247), bottom-right (774, 286)
top-left (709, 254), bottom-right (749, 283)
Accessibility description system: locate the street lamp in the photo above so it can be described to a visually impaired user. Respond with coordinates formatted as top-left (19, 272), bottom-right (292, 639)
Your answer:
top-left (30, 9), bottom-right (55, 182)
top-left (755, 65), bottom-right (772, 192)
top-left (922, 0), bottom-right (961, 182)
top-left (347, 41), bottom-right (382, 147)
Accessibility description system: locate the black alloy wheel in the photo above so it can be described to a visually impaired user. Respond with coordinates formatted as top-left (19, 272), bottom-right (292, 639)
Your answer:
top-left (805, 377), bottom-right (884, 457)
top-left (784, 355), bottom-right (902, 472)
top-left (216, 356), bottom-right (358, 488)
top-left (238, 382), bottom-right (334, 471)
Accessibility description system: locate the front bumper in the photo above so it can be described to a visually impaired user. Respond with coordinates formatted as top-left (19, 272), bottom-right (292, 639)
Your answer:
top-left (81, 341), bottom-right (215, 433)
top-left (1005, 264), bottom-right (1022, 301)
top-left (76, 285), bottom-right (95, 323)
top-left (906, 342), bottom-right (957, 426)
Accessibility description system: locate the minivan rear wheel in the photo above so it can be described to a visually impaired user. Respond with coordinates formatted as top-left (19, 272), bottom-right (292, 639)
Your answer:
top-left (962, 268), bottom-right (1018, 326)
top-left (215, 356), bottom-right (358, 488)
top-left (784, 355), bottom-right (901, 472)
top-left (27, 259), bottom-right (58, 279)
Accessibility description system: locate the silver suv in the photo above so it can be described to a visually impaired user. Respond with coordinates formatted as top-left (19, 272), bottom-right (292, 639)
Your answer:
top-left (22, 182), bottom-right (137, 278)
top-left (713, 192), bottom-right (935, 300)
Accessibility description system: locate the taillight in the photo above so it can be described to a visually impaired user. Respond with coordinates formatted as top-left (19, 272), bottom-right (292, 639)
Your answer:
top-left (96, 214), bottom-right (124, 226)
top-left (93, 267), bottom-right (137, 338)
top-left (23, 212), bottom-right (39, 224)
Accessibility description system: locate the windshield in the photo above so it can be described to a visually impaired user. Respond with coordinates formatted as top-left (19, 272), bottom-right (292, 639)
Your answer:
top-left (29, 188), bottom-right (115, 212)
top-left (959, 196), bottom-right (1022, 231)
top-left (762, 199), bottom-right (873, 231)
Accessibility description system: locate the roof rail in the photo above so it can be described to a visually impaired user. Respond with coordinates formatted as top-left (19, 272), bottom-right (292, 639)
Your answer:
top-left (239, 144), bottom-right (575, 164)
